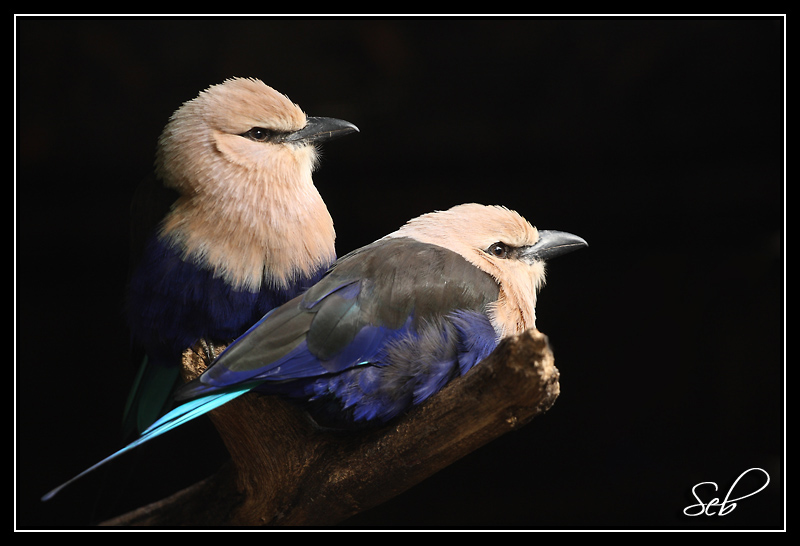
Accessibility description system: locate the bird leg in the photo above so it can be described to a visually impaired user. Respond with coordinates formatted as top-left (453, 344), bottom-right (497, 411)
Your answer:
top-left (191, 338), bottom-right (226, 367)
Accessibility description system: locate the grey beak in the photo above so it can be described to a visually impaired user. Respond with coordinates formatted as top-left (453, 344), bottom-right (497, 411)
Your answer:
top-left (285, 116), bottom-right (359, 144)
top-left (521, 230), bottom-right (588, 262)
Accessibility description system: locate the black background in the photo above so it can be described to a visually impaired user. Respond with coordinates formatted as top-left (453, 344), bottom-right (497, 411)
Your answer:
top-left (16, 16), bottom-right (784, 530)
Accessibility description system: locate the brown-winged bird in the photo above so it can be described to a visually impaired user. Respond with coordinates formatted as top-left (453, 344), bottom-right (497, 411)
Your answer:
top-left (44, 203), bottom-right (585, 500)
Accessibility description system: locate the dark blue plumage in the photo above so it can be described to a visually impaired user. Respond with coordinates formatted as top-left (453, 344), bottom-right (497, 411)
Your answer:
top-left (277, 310), bottom-right (499, 425)
top-left (126, 233), bottom-right (326, 370)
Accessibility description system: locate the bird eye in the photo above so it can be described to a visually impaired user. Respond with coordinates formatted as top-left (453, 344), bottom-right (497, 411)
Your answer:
top-left (241, 127), bottom-right (274, 142)
top-left (486, 242), bottom-right (510, 259)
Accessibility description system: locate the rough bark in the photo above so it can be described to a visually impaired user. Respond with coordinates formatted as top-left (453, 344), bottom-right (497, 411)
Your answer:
top-left (100, 328), bottom-right (560, 527)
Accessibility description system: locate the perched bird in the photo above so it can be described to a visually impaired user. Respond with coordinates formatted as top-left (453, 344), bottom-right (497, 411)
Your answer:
top-left (123, 77), bottom-right (358, 435)
top-left (43, 203), bottom-right (586, 500)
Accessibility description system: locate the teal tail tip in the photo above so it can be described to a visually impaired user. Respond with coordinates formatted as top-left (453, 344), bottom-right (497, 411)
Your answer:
top-left (40, 445), bottom-right (131, 502)
top-left (41, 485), bottom-right (65, 502)
top-left (40, 388), bottom-right (252, 501)
top-left (41, 466), bottom-right (98, 502)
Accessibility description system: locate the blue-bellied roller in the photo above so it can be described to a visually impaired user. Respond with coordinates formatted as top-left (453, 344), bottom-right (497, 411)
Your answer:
top-left (43, 203), bottom-right (586, 500)
top-left (124, 78), bottom-right (358, 435)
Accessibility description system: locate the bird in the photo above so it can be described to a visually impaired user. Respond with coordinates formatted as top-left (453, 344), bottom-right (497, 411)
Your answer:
top-left (42, 203), bottom-right (586, 500)
top-left (122, 77), bottom-right (359, 436)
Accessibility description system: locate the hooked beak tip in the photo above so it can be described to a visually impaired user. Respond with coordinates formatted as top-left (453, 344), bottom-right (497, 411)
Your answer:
top-left (525, 230), bottom-right (588, 262)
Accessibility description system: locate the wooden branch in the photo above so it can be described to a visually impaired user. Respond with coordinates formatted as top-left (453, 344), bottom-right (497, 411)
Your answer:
top-left (100, 328), bottom-right (560, 527)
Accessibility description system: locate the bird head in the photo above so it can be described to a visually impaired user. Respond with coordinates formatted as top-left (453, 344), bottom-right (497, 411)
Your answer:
top-left (152, 78), bottom-right (358, 290)
top-left (155, 77), bottom-right (358, 196)
top-left (390, 203), bottom-right (587, 336)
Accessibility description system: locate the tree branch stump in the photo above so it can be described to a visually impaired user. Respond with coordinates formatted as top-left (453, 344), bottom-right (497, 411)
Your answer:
top-left (100, 328), bottom-right (560, 526)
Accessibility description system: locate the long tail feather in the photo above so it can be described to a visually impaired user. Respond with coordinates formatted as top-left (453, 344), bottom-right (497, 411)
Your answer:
top-left (41, 386), bottom-right (252, 501)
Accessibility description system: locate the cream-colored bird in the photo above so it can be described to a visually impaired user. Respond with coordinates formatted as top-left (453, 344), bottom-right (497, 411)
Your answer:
top-left (123, 77), bottom-right (358, 435)
top-left (43, 203), bottom-right (586, 501)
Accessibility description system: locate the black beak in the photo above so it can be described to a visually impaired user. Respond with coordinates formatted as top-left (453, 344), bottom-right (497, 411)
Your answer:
top-left (285, 116), bottom-right (359, 144)
top-left (521, 230), bottom-right (588, 262)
